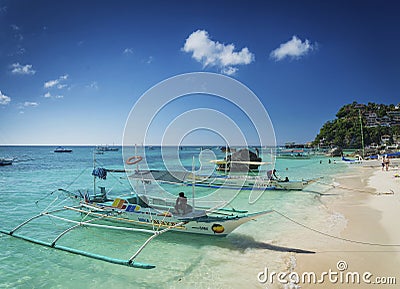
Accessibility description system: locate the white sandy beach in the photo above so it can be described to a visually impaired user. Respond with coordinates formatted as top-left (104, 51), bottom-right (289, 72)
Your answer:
top-left (292, 164), bottom-right (400, 289)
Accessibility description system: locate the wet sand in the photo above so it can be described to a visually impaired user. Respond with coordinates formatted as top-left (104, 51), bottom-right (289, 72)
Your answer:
top-left (292, 165), bottom-right (400, 288)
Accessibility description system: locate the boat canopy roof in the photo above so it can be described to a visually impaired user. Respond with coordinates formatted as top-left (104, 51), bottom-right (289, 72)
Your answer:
top-left (129, 169), bottom-right (192, 184)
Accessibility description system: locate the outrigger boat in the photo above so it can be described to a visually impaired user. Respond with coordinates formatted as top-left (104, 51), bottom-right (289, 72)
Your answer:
top-left (129, 169), bottom-right (318, 191)
top-left (60, 187), bottom-right (270, 236)
top-left (0, 166), bottom-right (271, 269)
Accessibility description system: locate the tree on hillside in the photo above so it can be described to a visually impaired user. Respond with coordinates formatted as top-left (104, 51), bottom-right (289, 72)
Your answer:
top-left (313, 102), bottom-right (399, 148)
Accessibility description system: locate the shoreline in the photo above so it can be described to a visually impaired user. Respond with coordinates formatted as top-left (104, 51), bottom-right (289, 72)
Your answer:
top-left (292, 165), bottom-right (400, 288)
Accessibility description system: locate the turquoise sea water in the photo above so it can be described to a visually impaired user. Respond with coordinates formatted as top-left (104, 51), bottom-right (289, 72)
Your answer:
top-left (0, 146), bottom-right (347, 289)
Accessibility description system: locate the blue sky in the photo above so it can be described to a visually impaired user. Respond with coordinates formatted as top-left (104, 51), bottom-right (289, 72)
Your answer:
top-left (1, 0), bottom-right (399, 145)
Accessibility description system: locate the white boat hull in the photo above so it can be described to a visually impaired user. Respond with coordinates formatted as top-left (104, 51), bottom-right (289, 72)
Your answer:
top-left (72, 195), bottom-right (270, 236)
top-left (191, 175), bottom-right (314, 191)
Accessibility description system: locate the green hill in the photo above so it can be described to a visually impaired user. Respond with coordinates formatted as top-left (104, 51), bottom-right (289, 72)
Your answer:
top-left (313, 102), bottom-right (400, 149)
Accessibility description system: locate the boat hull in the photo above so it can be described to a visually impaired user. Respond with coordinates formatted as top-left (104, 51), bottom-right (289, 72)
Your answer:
top-left (0, 158), bottom-right (13, 166)
top-left (74, 199), bottom-right (269, 236)
top-left (191, 175), bottom-right (313, 191)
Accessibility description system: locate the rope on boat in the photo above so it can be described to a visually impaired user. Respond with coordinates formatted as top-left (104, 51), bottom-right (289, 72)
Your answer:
top-left (95, 159), bottom-right (127, 187)
top-left (314, 179), bottom-right (395, 195)
top-left (272, 210), bottom-right (400, 247)
top-left (35, 166), bottom-right (89, 206)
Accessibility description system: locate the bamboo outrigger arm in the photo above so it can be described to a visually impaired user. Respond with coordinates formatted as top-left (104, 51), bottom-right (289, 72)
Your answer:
top-left (0, 204), bottom-right (188, 269)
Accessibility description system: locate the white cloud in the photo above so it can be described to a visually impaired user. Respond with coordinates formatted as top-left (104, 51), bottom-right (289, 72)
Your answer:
top-left (221, 66), bottom-right (238, 76)
top-left (10, 25), bottom-right (23, 41)
top-left (24, 101), bottom-right (38, 107)
top-left (123, 48), bottom-right (133, 54)
top-left (43, 92), bottom-right (64, 99)
top-left (16, 47), bottom-right (26, 55)
top-left (270, 35), bottom-right (315, 61)
top-left (86, 81), bottom-right (98, 90)
top-left (44, 80), bottom-right (58, 88)
top-left (182, 29), bottom-right (254, 75)
top-left (146, 56), bottom-right (154, 64)
top-left (44, 74), bottom-right (68, 89)
top-left (57, 84), bottom-right (67, 89)
top-left (11, 24), bottom-right (20, 31)
top-left (0, 91), bottom-right (11, 105)
top-left (11, 63), bottom-right (35, 75)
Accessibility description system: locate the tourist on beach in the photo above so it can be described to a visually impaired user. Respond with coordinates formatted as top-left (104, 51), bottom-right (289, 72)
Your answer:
top-left (382, 156), bottom-right (386, 171)
top-left (385, 157), bottom-right (390, 171)
top-left (175, 192), bottom-right (188, 214)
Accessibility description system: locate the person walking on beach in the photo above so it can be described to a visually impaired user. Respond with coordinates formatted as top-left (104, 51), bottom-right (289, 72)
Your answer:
top-left (385, 157), bottom-right (390, 171)
top-left (382, 156), bottom-right (386, 171)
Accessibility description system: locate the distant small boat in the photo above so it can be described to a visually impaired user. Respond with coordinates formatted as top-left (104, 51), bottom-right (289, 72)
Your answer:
top-left (96, 145), bottom-right (119, 152)
top-left (276, 148), bottom-right (311, 159)
top-left (341, 155), bottom-right (363, 165)
top-left (54, 147), bottom-right (72, 153)
top-left (0, 158), bottom-right (13, 166)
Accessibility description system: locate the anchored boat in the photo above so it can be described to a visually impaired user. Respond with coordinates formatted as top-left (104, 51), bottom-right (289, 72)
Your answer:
top-left (54, 146), bottom-right (72, 153)
top-left (0, 164), bottom-right (271, 269)
top-left (129, 169), bottom-right (317, 191)
top-left (0, 158), bottom-right (13, 166)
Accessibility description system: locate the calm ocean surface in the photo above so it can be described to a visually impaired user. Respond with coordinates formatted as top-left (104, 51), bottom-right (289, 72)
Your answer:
top-left (0, 146), bottom-right (347, 289)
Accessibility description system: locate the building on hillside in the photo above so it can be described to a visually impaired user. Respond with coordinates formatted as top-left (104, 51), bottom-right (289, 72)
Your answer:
top-left (354, 103), bottom-right (365, 109)
top-left (378, 116), bottom-right (391, 127)
top-left (381, 135), bottom-right (391, 144)
top-left (364, 112), bottom-right (378, 127)
top-left (393, 135), bottom-right (400, 145)
top-left (388, 110), bottom-right (400, 126)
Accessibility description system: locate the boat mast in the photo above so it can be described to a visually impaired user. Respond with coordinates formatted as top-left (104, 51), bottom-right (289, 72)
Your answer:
top-left (191, 156), bottom-right (195, 209)
top-left (134, 144), bottom-right (138, 195)
top-left (93, 148), bottom-right (96, 195)
top-left (359, 109), bottom-right (365, 158)
top-left (225, 144), bottom-right (228, 173)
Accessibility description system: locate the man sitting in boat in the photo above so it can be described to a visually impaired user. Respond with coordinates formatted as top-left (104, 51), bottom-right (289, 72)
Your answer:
top-left (267, 169), bottom-right (289, 182)
top-left (267, 169), bottom-right (278, 180)
top-left (175, 192), bottom-right (188, 215)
